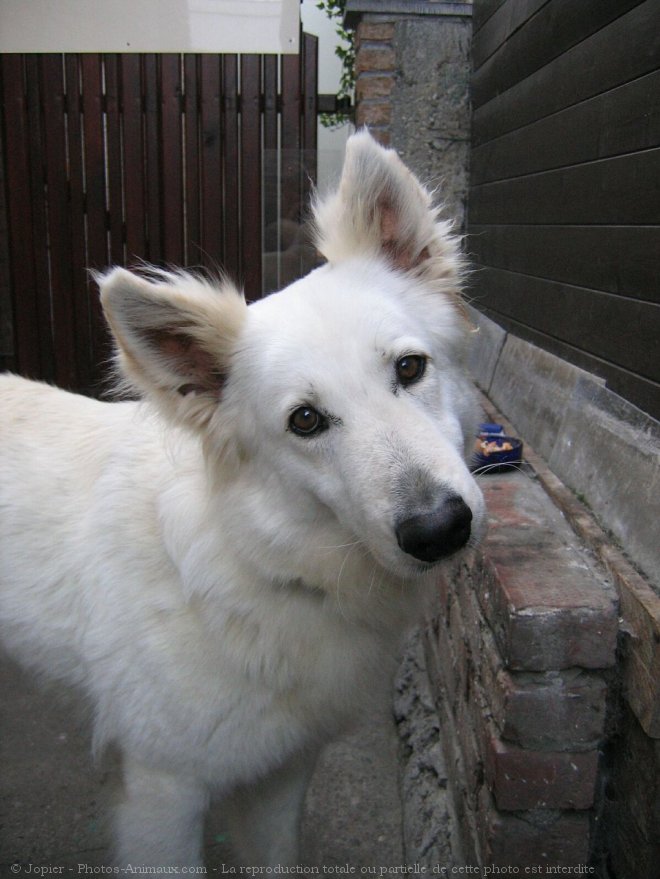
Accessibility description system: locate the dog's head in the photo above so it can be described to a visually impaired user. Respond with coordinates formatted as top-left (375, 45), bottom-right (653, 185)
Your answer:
top-left (99, 132), bottom-right (485, 586)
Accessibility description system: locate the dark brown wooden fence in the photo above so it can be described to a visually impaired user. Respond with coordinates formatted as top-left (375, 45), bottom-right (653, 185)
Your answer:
top-left (468, 0), bottom-right (660, 420)
top-left (0, 37), bottom-right (319, 395)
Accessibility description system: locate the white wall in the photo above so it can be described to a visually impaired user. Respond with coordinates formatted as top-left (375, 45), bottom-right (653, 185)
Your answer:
top-left (0, 0), bottom-right (300, 53)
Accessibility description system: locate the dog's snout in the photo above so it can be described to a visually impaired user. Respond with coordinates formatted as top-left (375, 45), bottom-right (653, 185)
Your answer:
top-left (395, 495), bottom-right (472, 563)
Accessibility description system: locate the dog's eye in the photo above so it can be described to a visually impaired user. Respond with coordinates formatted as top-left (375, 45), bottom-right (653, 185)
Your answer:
top-left (396, 354), bottom-right (426, 387)
top-left (289, 405), bottom-right (326, 437)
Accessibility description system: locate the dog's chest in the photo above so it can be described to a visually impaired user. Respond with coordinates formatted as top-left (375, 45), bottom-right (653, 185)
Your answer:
top-left (171, 597), bottom-right (390, 782)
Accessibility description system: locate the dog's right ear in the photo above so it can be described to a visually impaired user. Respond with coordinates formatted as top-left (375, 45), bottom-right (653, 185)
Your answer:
top-left (98, 267), bottom-right (247, 430)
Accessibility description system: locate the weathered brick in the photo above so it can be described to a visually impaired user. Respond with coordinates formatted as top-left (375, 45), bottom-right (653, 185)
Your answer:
top-left (427, 646), bottom-right (484, 865)
top-left (451, 699), bottom-right (485, 821)
top-left (474, 474), bottom-right (619, 671)
top-left (608, 807), bottom-right (659, 879)
top-left (471, 605), bottom-right (606, 751)
top-left (611, 547), bottom-right (660, 736)
top-left (624, 648), bottom-right (660, 739)
top-left (442, 553), bottom-right (610, 751)
top-left (424, 597), bottom-right (598, 865)
top-left (355, 45), bottom-right (396, 73)
top-left (480, 547), bottom-right (617, 671)
top-left (356, 101), bottom-right (391, 127)
top-left (478, 786), bottom-right (591, 869)
top-left (444, 614), bottom-right (601, 812)
top-left (504, 389), bottom-right (660, 737)
top-left (609, 700), bottom-right (660, 844)
top-left (422, 467), bottom-right (617, 863)
top-left (435, 567), bottom-right (452, 616)
top-left (485, 736), bottom-right (599, 811)
top-left (438, 578), bottom-right (484, 728)
top-left (446, 593), bottom-right (469, 709)
top-left (492, 667), bottom-right (608, 751)
top-left (424, 611), bottom-right (458, 717)
top-left (425, 622), bottom-right (596, 866)
top-left (356, 74), bottom-right (395, 101)
top-left (357, 21), bottom-right (395, 42)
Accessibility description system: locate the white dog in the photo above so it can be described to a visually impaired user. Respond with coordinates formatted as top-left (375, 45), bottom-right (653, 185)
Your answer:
top-left (0, 132), bottom-right (485, 868)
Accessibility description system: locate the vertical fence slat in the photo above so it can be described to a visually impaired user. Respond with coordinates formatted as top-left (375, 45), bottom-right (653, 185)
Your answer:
top-left (302, 33), bottom-right (318, 155)
top-left (42, 53), bottom-right (78, 390)
top-left (80, 55), bottom-right (107, 271)
top-left (240, 55), bottom-right (262, 298)
top-left (222, 55), bottom-right (240, 282)
top-left (280, 52), bottom-right (302, 226)
top-left (104, 54), bottom-right (125, 267)
top-left (183, 55), bottom-right (201, 267)
top-left (161, 54), bottom-right (185, 266)
top-left (81, 54), bottom-right (110, 387)
top-left (300, 32), bottom-right (319, 284)
top-left (199, 54), bottom-right (223, 272)
top-left (65, 53), bottom-right (94, 393)
top-left (1, 55), bottom-right (41, 379)
top-left (121, 54), bottom-right (146, 262)
top-left (263, 54), bottom-right (280, 293)
top-left (302, 32), bottom-right (318, 194)
top-left (280, 51), bottom-right (302, 286)
top-left (263, 54), bottom-right (278, 227)
top-left (25, 55), bottom-right (55, 381)
top-left (143, 54), bottom-right (163, 264)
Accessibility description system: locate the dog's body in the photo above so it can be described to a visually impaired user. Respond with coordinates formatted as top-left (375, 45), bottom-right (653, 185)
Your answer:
top-left (0, 133), bottom-right (485, 867)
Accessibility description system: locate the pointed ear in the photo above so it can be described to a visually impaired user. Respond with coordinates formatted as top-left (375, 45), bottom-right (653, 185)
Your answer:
top-left (314, 129), bottom-right (463, 282)
top-left (98, 267), bottom-right (247, 428)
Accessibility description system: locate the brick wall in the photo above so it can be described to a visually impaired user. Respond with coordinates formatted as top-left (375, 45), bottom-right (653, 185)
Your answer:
top-left (423, 467), bottom-right (619, 868)
top-left (394, 385), bottom-right (660, 874)
top-left (468, 314), bottom-right (660, 877)
top-left (354, 20), bottom-right (396, 145)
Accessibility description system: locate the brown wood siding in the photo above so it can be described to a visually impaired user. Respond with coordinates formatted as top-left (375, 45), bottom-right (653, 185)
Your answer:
top-left (468, 0), bottom-right (660, 418)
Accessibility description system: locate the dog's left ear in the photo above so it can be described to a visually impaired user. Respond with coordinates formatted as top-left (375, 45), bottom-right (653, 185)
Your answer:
top-left (98, 267), bottom-right (247, 429)
top-left (314, 130), bottom-right (462, 284)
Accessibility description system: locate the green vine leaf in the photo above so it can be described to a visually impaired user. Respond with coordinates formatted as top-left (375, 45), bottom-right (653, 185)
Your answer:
top-left (316, 0), bottom-right (355, 128)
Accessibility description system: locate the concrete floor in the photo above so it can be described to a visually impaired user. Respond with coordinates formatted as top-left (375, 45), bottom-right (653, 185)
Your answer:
top-left (0, 655), bottom-right (405, 872)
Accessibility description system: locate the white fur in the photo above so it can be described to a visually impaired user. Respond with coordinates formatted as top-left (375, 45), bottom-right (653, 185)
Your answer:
top-left (0, 132), bottom-right (485, 868)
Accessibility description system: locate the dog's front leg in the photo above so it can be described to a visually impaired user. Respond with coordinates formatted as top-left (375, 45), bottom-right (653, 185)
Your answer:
top-left (225, 749), bottom-right (319, 868)
top-left (112, 757), bottom-right (209, 869)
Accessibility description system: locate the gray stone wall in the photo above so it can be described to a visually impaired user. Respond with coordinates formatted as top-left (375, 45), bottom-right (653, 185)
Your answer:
top-left (390, 15), bottom-right (471, 231)
top-left (346, 1), bottom-right (473, 231)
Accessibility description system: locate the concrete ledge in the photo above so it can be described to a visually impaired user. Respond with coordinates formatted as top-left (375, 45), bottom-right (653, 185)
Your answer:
top-left (466, 306), bottom-right (660, 592)
top-left (476, 476), bottom-right (619, 672)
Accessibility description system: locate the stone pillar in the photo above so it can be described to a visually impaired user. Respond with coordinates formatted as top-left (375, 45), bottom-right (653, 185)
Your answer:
top-left (345, 1), bottom-right (473, 230)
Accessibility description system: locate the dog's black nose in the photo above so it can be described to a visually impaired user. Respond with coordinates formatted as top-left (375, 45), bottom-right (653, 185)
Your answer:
top-left (395, 495), bottom-right (472, 563)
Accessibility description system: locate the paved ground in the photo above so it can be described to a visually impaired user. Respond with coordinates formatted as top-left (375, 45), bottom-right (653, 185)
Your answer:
top-left (0, 655), bottom-right (405, 874)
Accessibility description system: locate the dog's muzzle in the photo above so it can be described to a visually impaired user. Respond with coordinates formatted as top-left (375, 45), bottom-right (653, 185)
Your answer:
top-left (395, 494), bottom-right (472, 563)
